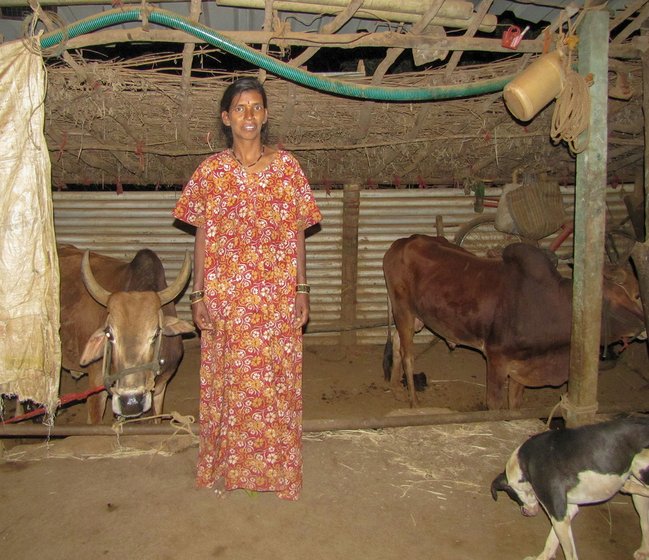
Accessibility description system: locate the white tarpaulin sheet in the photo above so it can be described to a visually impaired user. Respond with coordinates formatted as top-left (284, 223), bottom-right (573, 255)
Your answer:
top-left (0, 40), bottom-right (60, 414)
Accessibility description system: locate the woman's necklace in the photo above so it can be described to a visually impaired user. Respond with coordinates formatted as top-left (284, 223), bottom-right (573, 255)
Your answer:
top-left (232, 146), bottom-right (265, 169)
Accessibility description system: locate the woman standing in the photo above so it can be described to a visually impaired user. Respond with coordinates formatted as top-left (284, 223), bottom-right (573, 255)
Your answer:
top-left (173, 77), bottom-right (322, 500)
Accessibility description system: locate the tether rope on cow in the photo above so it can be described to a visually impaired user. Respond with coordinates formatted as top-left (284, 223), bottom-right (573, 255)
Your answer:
top-left (112, 411), bottom-right (199, 449)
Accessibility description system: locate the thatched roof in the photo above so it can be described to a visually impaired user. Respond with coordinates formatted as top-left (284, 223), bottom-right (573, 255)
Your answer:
top-left (33, 2), bottom-right (645, 188)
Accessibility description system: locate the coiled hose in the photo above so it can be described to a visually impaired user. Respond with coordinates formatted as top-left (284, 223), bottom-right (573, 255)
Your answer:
top-left (39, 7), bottom-right (513, 102)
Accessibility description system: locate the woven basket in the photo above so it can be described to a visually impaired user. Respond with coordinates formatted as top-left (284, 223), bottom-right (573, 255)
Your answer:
top-left (506, 179), bottom-right (565, 240)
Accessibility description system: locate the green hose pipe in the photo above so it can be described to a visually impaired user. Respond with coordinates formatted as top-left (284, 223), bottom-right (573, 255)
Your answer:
top-left (40, 7), bottom-right (513, 102)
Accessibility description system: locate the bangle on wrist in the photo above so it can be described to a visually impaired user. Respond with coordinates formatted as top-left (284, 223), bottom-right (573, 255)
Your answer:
top-left (189, 290), bottom-right (205, 303)
top-left (296, 283), bottom-right (310, 294)
top-left (190, 297), bottom-right (204, 305)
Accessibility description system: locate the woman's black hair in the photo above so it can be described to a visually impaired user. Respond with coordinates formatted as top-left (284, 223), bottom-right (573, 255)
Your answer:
top-left (220, 77), bottom-right (269, 147)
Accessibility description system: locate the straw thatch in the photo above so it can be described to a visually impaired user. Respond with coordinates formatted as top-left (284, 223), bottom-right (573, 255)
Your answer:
top-left (39, 21), bottom-right (643, 189)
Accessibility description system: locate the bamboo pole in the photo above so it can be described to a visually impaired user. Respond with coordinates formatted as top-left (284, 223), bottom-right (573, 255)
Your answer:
top-left (59, 29), bottom-right (545, 54)
top-left (0, 403), bottom-right (644, 438)
top-left (275, 0), bottom-right (475, 19)
top-left (225, 0), bottom-right (498, 31)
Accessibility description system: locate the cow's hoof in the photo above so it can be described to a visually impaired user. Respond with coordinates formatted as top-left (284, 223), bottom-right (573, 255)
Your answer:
top-left (400, 372), bottom-right (428, 392)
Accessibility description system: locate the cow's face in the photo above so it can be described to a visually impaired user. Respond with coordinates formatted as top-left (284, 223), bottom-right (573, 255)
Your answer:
top-left (79, 250), bottom-right (194, 418)
top-left (602, 264), bottom-right (646, 342)
top-left (491, 446), bottom-right (540, 517)
top-left (80, 292), bottom-right (162, 416)
top-left (80, 292), bottom-right (194, 417)
top-left (106, 292), bottom-right (162, 417)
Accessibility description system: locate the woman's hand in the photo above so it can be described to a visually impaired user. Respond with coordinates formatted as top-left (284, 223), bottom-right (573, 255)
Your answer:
top-left (192, 300), bottom-right (213, 331)
top-left (294, 293), bottom-right (310, 329)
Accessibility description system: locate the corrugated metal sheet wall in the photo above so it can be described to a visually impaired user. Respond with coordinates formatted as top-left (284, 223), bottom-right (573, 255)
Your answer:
top-left (52, 185), bottom-right (634, 345)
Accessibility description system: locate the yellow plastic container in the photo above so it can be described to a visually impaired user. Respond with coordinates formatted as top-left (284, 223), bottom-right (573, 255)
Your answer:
top-left (503, 50), bottom-right (565, 122)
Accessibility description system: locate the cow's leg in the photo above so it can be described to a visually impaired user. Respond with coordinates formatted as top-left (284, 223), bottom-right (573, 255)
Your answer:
top-left (86, 392), bottom-right (107, 424)
top-left (508, 378), bottom-right (525, 409)
top-left (151, 378), bottom-right (171, 423)
top-left (397, 318), bottom-right (423, 408)
top-left (389, 329), bottom-right (403, 387)
top-left (485, 355), bottom-right (509, 410)
top-left (86, 368), bottom-right (108, 424)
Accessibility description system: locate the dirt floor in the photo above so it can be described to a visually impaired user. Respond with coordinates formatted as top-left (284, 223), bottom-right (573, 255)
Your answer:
top-left (1, 337), bottom-right (649, 560)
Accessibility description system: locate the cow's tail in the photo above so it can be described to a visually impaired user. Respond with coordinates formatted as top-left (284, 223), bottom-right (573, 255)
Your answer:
top-left (382, 293), bottom-right (393, 381)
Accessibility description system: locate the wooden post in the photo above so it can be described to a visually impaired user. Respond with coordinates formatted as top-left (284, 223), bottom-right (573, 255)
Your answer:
top-left (564, 10), bottom-right (609, 428)
top-left (340, 183), bottom-right (360, 346)
top-left (630, 51), bottom-right (649, 361)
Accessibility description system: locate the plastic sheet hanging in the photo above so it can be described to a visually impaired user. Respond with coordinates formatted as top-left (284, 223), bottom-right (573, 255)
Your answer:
top-left (0, 40), bottom-right (61, 415)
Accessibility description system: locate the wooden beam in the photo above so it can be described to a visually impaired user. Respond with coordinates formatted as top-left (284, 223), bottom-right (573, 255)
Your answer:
top-left (340, 183), bottom-right (360, 346)
top-left (354, 0), bottom-right (447, 140)
top-left (565, 10), bottom-right (609, 428)
top-left (630, 49), bottom-right (649, 393)
top-left (609, 0), bottom-right (649, 32)
top-left (177, 0), bottom-right (203, 144)
top-left (612, 0), bottom-right (649, 44)
top-left (288, 0), bottom-right (363, 68)
top-left (52, 28), bottom-right (643, 58)
top-left (43, 25), bottom-right (577, 56)
top-left (444, 0), bottom-right (493, 79)
top-left (257, 0), bottom-right (275, 83)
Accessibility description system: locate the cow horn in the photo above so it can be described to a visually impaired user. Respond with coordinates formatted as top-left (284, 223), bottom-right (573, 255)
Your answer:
top-left (81, 251), bottom-right (112, 307)
top-left (157, 251), bottom-right (192, 306)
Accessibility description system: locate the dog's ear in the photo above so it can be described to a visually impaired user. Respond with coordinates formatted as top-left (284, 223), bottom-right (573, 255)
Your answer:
top-left (491, 472), bottom-right (508, 501)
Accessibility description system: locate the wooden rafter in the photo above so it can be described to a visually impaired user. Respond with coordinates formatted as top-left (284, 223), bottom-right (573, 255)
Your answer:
top-left (288, 0), bottom-right (363, 68)
top-left (354, 0), bottom-right (449, 141)
top-left (258, 0), bottom-right (275, 83)
top-left (612, 0), bottom-right (649, 44)
top-left (444, 0), bottom-right (493, 79)
top-left (609, 0), bottom-right (649, 32)
top-left (178, 0), bottom-right (202, 144)
top-left (56, 28), bottom-right (641, 59)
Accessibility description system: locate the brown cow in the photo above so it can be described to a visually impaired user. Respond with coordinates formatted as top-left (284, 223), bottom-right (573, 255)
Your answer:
top-left (59, 245), bottom-right (195, 423)
top-left (382, 235), bottom-right (645, 409)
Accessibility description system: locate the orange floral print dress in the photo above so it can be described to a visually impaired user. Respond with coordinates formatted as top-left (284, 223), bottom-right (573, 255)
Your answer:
top-left (173, 150), bottom-right (321, 500)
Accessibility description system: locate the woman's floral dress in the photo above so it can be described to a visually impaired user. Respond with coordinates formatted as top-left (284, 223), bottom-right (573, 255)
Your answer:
top-left (173, 150), bottom-right (322, 500)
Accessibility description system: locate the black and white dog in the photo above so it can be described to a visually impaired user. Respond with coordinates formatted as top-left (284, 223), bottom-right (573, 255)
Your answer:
top-left (491, 416), bottom-right (649, 560)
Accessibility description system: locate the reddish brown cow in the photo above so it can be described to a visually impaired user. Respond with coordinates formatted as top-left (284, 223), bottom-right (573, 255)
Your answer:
top-left (382, 235), bottom-right (645, 409)
top-left (59, 245), bottom-right (195, 423)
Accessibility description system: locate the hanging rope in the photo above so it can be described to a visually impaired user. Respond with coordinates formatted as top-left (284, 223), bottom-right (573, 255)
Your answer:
top-left (550, 19), bottom-right (592, 155)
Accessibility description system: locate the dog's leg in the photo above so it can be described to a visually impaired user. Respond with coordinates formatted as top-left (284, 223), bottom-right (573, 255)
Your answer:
top-left (623, 479), bottom-right (649, 499)
top-left (632, 495), bottom-right (649, 560)
top-left (538, 505), bottom-right (579, 560)
top-left (529, 526), bottom-right (560, 560)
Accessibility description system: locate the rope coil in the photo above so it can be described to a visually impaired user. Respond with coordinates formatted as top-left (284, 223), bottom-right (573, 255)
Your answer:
top-left (550, 20), bottom-right (591, 155)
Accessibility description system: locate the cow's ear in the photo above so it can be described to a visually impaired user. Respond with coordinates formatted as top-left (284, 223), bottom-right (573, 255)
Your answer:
top-left (603, 266), bottom-right (626, 284)
top-left (162, 316), bottom-right (196, 336)
top-left (80, 328), bottom-right (106, 366)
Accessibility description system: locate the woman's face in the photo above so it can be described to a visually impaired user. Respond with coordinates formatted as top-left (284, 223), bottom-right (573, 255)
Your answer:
top-left (221, 90), bottom-right (267, 143)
